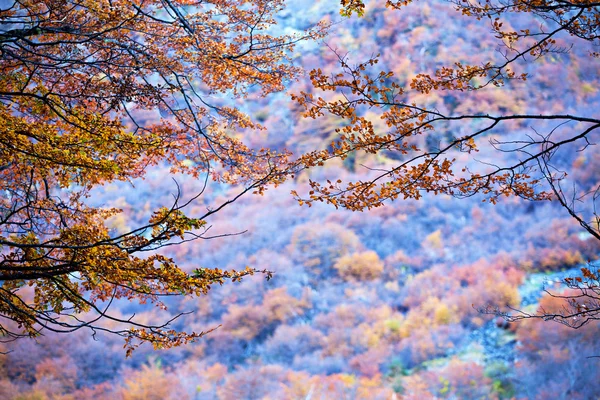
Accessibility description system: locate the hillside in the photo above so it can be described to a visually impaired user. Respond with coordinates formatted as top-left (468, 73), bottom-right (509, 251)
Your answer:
top-left (1, 0), bottom-right (600, 399)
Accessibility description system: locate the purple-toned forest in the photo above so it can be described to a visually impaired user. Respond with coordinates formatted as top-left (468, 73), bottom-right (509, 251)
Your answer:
top-left (1, 0), bottom-right (600, 398)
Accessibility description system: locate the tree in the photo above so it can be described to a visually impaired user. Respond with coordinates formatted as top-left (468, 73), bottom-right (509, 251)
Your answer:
top-left (292, 0), bottom-right (600, 326)
top-left (0, 0), bottom-right (325, 353)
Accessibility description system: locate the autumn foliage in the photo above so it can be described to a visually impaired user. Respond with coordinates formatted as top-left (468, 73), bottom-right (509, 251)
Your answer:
top-left (1, 0), bottom-right (600, 397)
top-left (294, 0), bottom-right (600, 225)
top-left (0, 0), bottom-right (325, 351)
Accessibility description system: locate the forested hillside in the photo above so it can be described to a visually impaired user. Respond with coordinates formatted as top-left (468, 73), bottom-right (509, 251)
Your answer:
top-left (1, 0), bottom-right (599, 398)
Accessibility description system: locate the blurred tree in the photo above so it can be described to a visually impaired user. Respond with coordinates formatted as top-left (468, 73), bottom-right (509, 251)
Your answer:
top-left (513, 292), bottom-right (600, 399)
top-left (121, 362), bottom-right (187, 400)
top-left (288, 222), bottom-right (361, 273)
top-left (334, 250), bottom-right (384, 281)
top-left (0, 0), bottom-right (325, 353)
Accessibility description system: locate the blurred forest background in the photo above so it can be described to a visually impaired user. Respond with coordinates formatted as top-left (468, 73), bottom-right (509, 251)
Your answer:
top-left (2, 0), bottom-right (600, 398)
